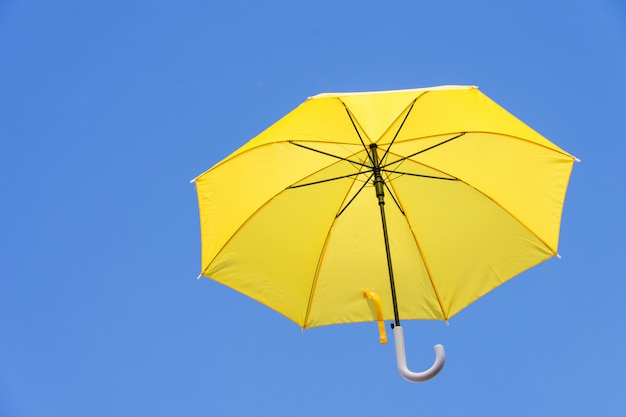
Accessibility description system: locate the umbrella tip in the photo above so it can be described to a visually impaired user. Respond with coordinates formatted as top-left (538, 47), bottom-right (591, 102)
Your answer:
top-left (555, 253), bottom-right (562, 259)
top-left (190, 177), bottom-right (197, 184)
top-left (197, 274), bottom-right (203, 280)
top-left (574, 157), bottom-right (581, 162)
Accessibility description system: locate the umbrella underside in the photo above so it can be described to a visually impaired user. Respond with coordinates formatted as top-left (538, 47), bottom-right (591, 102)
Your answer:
top-left (196, 86), bottom-right (574, 329)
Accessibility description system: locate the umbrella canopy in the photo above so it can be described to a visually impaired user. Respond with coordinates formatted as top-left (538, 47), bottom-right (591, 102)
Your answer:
top-left (193, 85), bottom-right (576, 380)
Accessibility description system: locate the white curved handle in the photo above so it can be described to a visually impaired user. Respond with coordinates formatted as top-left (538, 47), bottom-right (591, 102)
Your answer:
top-left (393, 325), bottom-right (445, 382)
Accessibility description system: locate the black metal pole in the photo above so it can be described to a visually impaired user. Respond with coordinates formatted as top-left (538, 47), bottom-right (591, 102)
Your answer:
top-left (369, 144), bottom-right (401, 327)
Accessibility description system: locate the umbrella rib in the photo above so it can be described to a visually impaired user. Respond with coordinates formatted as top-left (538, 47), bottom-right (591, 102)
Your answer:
top-left (383, 130), bottom-right (564, 255)
top-left (386, 179), bottom-right (449, 320)
top-left (381, 169), bottom-right (458, 181)
top-left (341, 100), bottom-right (375, 166)
top-left (381, 132), bottom-right (466, 170)
top-left (407, 158), bottom-right (559, 254)
top-left (202, 148), bottom-right (369, 275)
top-left (287, 170), bottom-right (373, 189)
top-left (464, 181), bottom-right (557, 254)
top-left (381, 175), bottom-right (405, 215)
top-left (302, 165), bottom-right (369, 329)
top-left (381, 130), bottom-right (576, 163)
top-left (335, 172), bottom-right (375, 218)
top-left (289, 141), bottom-right (370, 169)
top-left (379, 98), bottom-right (417, 164)
top-left (384, 147), bottom-right (557, 255)
top-left (284, 142), bottom-right (373, 189)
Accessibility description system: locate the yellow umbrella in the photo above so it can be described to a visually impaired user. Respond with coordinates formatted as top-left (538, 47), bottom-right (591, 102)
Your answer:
top-left (192, 85), bottom-right (576, 382)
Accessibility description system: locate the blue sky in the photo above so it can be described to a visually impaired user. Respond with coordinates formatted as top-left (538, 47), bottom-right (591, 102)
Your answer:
top-left (1, 1), bottom-right (625, 416)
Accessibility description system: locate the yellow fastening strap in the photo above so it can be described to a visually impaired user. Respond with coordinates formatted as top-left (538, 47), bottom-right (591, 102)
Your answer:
top-left (363, 291), bottom-right (387, 344)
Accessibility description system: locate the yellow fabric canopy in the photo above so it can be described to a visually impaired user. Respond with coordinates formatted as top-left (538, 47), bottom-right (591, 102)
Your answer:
top-left (194, 85), bottom-right (575, 329)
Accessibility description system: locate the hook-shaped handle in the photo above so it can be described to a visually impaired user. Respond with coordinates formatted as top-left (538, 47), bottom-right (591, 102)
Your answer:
top-left (393, 325), bottom-right (445, 382)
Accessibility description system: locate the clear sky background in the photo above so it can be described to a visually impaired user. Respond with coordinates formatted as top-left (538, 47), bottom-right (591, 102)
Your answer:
top-left (1, 1), bottom-right (625, 416)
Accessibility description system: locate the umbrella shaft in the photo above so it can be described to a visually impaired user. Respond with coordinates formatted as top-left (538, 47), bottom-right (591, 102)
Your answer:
top-left (377, 200), bottom-right (401, 327)
top-left (370, 144), bottom-right (401, 327)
